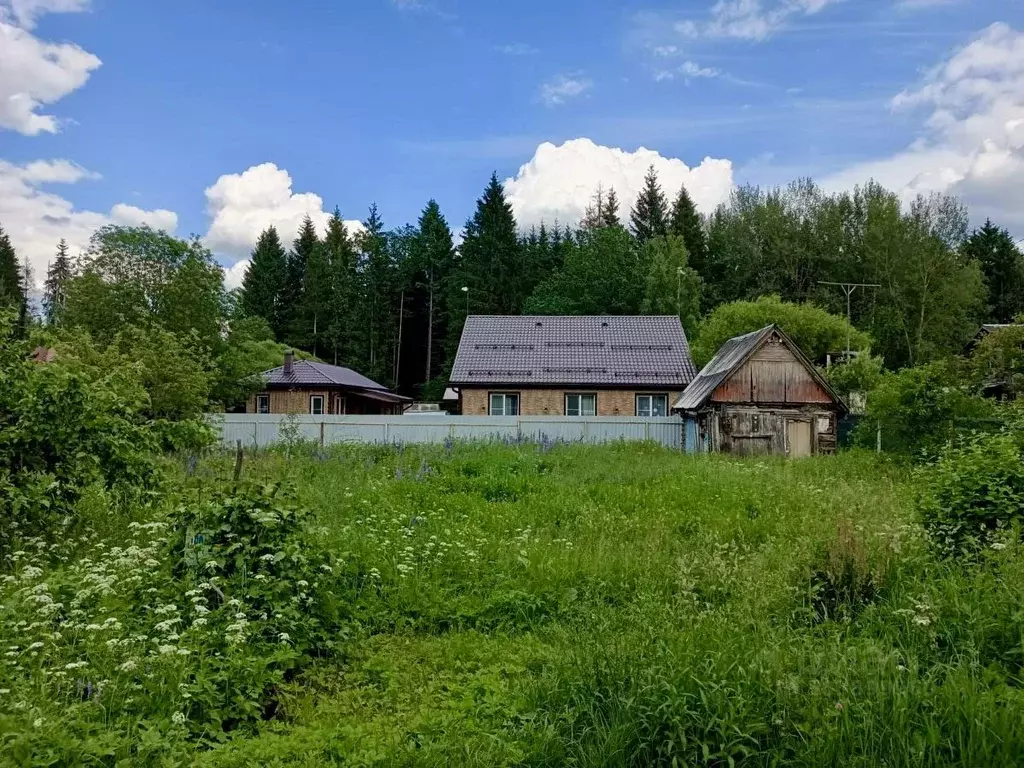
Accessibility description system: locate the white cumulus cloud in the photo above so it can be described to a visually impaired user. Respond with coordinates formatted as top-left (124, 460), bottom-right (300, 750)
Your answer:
top-left (824, 22), bottom-right (1024, 235)
top-left (1, 0), bottom-right (90, 29)
top-left (204, 162), bottom-right (365, 289)
top-left (503, 138), bottom-right (734, 230)
top-left (0, 158), bottom-right (176, 289)
top-left (0, 6), bottom-right (100, 136)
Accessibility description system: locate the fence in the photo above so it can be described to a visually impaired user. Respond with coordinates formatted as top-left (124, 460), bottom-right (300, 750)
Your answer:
top-left (212, 414), bottom-right (685, 450)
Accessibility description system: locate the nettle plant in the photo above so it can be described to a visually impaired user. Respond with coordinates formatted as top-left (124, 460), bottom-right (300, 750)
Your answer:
top-left (0, 483), bottom-right (353, 760)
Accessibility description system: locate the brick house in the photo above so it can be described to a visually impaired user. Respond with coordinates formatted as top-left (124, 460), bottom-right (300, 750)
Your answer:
top-left (449, 316), bottom-right (697, 417)
top-left (247, 351), bottom-right (410, 415)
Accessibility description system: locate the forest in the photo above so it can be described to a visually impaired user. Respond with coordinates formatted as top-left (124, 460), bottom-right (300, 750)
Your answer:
top-left (2, 166), bottom-right (1021, 412)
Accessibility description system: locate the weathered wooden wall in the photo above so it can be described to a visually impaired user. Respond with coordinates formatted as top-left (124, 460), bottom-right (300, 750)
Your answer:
top-left (711, 339), bottom-right (832, 405)
top-left (704, 406), bottom-right (838, 456)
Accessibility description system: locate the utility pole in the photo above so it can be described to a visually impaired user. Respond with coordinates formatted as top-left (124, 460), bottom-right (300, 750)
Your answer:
top-left (676, 267), bottom-right (683, 317)
top-left (818, 281), bottom-right (880, 357)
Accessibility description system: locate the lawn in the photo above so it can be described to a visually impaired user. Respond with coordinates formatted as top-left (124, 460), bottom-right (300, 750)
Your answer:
top-left (4, 442), bottom-right (1023, 766)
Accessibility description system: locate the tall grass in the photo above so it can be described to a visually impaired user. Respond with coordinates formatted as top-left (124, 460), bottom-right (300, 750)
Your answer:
top-left (190, 443), bottom-right (1023, 766)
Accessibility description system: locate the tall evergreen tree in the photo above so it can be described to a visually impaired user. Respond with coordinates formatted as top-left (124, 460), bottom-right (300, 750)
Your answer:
top-left (963, 219), bottom-right (1024, 323)
top-left (300, 241), bottom-right (332, 356)
top-left (412, 200), bottom-right (455, 387)
top-left (602, 187), bottom-right (622, 228)
top-left (43, 239), bottom-right (73, 325)
top-left (323, 208), bottom-right (358, 365)
top-left (0, 224), bottom-right (22, 312)
top-left (630, 165), bottom-right (669, 246)
top-left (669, 183), bottom-right (709, 275)
top-left (240, 226), bottom-right (289, 340)
top-left (284, 215), bottom-right (319, 346)
top-left (357, 205), bottom-right (398, 383)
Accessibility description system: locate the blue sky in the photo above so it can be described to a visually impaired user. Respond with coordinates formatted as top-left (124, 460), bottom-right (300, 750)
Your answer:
top-left (1, 0), bottom-right (1022, 285)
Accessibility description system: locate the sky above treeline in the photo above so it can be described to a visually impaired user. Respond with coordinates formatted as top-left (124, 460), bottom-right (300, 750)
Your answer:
top-left (1, 0), bottom-right (1022, 289)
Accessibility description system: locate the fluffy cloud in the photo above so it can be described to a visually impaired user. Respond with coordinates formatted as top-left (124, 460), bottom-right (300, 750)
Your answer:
top-left (677, 0), bottom-right (841, 41)
top-left (539, 75), bottom-right (592, 107)
top-left (204, 163), bottom-right (365, 288)
top-left (503, 138), bottom-right (734, 229)
top-left (654, 60), bottom-right (720, 83)
top-left (824, 23), bottom-right (1024, 234)
top-left (0, 158), bottom-right (176, 288)
top-left (0, 6), bottom-right (101, 135)
top-left (1, 0), bottom-right (90, 29)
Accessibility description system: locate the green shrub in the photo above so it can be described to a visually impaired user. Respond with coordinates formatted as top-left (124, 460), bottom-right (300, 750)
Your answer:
top-left (918, 431), bottom-right (1024, 557)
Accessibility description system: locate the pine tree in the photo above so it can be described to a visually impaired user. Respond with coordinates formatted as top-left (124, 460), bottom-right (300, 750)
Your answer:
top-left (412, 200), bottom-right (455, 386)
top-left (357, 205), bottom-right (398, 383)
top-left (602, 188), bottom-right (622, 228)
top-left (323, 208), bottom-right (358, 365)
top-left (17, 257), bottom-right (33, 333)
top-left (581, 184), bottom-right (607, 230)
top-left (43, 239), bottom-right (73, 325)
top-left (0, 224), bottom-right (22, 312)
top-left (240, 226), bottom-right (289, 340)
top-left (630, 165), bottom-right (669, 246)
top-left (284, 215), bottom-right (319, 347)
top-left (300, 240), bottom-right (332, 357)
top-left (963, 219), bottom-right (1024, 323)
top-left (669, 183), bottom-right (709, 275)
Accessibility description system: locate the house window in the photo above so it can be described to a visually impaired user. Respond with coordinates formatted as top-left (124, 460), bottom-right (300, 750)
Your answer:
top-left (310, 395), bottom-right (325, 415)
top-left (636, 394), bottom-right (668, 417)
top-left (489, 393), bottom-right (520, 416)
top-left (256, 394), bottom-right (270, 414)
top-left (565, 393), bottom-right (597, 417)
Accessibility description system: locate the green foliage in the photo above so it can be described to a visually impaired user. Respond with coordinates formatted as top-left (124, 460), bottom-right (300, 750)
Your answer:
top-left (639, 234), bottom-right (702, 333)
top-left (859, 359), bottom-right (995, 457)
top-left (629, 165), bottom-right (669, 246)
top-left (825, 351), bottom-right (884, 403)
top-left (669, 182), bottom-right (708, 277)
top-left (240, 226), bottom-right (289, 339)
top-left (693, 294), bottom-right (870, 367)
top-left (967, 320), bottom-right (1024, 399)
top-left (0, 223), bottom-right (23, 312)
top-left (964, 219), bottom-right (1024, 324)
top-left (919, 431), bottom-right (1024, 557)
top-left (525, 226), bottom-right (643, 315)
top-left (42, 239), bottom-right (73, 325)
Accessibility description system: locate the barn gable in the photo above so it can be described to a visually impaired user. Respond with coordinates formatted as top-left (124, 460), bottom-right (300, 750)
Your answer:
top-left (674, 325), bottom-right (846, 412)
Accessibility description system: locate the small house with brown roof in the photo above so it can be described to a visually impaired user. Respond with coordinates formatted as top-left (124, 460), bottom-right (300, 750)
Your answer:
top-left (675, 325), bottom-right (847, 457)
top-left (449, 315), bottom-right (697, 417)
top-left (247, 351), bottom-right (410, 415)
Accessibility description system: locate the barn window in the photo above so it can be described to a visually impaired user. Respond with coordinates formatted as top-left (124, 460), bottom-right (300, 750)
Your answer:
top-left (310, 395), bottom-right (325, 415)
top-left (636, 394), bottom-right (668, 417)
top-left (565, 393), bottom-right (597, 417)
top-left (256, 394), bottom-right (270, 414)
top-left (489, 392), bottom-right (520, 416)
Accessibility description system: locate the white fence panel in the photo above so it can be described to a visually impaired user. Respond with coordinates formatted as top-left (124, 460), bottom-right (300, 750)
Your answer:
top-left (210, 415), bottom-right (684, 450)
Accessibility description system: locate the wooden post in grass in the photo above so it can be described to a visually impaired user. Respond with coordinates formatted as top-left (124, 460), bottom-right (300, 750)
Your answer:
top-left (233, 439), bottom-right (244, 485)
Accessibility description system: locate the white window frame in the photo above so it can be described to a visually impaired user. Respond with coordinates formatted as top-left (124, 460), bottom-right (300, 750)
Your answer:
top-left (636, 394), bottom-right (668, 418)
top-left (334, 394), bottom-right (346, 415)
top-left (310, 395), bottom-right (325, 415)
top-left (256, 393), bottom-right (270, 414)
top-left (489, 392), bottom-right (520, 416)
top-left (565, 393), bottom-right (597, 417)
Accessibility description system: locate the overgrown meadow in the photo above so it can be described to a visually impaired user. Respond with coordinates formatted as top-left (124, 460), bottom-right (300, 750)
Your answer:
top-left (2, 441), bottom-right (1022, 766)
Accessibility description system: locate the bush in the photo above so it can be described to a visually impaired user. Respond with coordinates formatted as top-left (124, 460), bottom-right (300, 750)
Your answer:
top-left (918, 431), bottom-right (1024, 557)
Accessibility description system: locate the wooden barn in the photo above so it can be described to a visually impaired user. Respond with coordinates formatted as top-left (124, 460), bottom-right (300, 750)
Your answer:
top-left (675, 325), bottom-right (847, 457)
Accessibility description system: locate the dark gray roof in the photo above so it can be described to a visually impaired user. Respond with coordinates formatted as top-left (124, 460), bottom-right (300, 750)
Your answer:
top-left (261, 360), bottom-right (390, 390)
top-left (449, 315), bottom-right (697, 387)
top-left (674, 324), bottom-right (846, 411)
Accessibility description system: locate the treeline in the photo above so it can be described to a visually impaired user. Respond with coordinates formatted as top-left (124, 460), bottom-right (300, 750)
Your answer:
top-left (2, 166), bottom-right (1022, 405)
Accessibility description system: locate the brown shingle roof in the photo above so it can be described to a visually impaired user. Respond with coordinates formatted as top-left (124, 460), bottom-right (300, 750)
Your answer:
top-left (261, 360), bottom-right (390, 390)
top-left (449, 316), bottom-right (697, 387)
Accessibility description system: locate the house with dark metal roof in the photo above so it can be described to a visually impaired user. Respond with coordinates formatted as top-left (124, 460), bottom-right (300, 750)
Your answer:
top-left (449, 315), bottom-right (697, 417)
top-left (247, 351), bottom-right (410, 415)
top-left (675, 325), bottom-right (847, 457)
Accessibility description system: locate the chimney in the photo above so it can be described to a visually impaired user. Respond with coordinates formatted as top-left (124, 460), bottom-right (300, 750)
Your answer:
top-left (284, 350), bottom-right (294, 375)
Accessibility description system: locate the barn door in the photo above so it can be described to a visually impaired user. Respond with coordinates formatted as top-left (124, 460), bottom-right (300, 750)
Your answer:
top-left (786, 419), bottom-right (813, 458)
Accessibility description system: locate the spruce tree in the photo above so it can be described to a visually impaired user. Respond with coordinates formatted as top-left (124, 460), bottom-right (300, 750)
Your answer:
top-left (283, 215), bottom-right (319, 346)
top-left (43, 239), bottom-right (73, 325)
top-left (357, 205), bottom-right (398, 382)
top-left (630, 165), bottom-right (669, 246)
top-left (300, 240), bottom-right (332, 356)
top-left (602, 188), bottom-right (622, 228)
top-left (17, 257), bottom-right (33, 334)
top-left (0, 224), bottom-right (22, 312)
top-left (323, 208), bottom-right (358, 365)
top-left (413, 200), bottom-right (455, 385)
top-left (240, 226), bottom-right (289, 340)
top-left (669, 183), bottom-right (709, 275)
top-left (963, 219), bottom-right (1024, 323)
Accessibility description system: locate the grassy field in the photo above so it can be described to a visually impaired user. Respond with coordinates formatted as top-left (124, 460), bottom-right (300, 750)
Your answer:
top-left (194, 443), bottom-right (1022, 766)
top-left (4, 442), bottom-right (1023, 766)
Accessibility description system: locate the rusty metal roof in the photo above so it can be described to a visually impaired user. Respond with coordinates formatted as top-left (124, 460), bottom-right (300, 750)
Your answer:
top-left (261, 360), bottom-right (390, 390)
top-left (449, 315), bottom-right (697, 387)
top-left (674, 324), bottom-right (846, 412)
